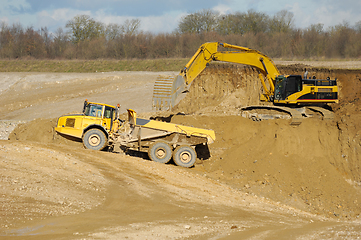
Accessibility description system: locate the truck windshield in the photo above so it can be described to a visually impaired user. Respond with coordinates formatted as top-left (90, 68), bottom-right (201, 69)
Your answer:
top-left (84, 104), bottom-right (103, 117)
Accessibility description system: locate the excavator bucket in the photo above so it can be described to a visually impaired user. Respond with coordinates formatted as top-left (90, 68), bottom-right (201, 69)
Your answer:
top-left (152, 75), bottom-right (188, 110)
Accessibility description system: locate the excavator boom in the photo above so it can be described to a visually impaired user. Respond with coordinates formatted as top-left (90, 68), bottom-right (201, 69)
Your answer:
top-left (153, 42), bottom-right (279, 110)
top-left (183, 42), bottom-right (280, 86)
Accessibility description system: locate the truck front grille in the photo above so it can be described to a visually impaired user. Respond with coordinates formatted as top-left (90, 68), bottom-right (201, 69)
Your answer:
top-left (65, 118), bottom-right (75, 128)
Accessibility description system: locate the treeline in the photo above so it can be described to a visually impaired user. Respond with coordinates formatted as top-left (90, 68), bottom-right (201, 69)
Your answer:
top-left (1, 10), bottom-right (361, 60)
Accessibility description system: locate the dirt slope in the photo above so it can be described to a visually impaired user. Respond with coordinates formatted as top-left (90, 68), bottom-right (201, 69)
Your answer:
top-left (170, 116), bottom-right (360, 219)
top-left (1, 64), bottom-right (361, 239)
top-left (170, 63), bottom-right (361, 219)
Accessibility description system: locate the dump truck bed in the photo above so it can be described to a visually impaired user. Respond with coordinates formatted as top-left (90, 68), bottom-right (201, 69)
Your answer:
top-left (127, 109), bottom-right (215, 144)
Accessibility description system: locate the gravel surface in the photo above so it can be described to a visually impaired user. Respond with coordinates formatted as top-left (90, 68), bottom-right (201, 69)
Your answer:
top-left (0, 121), bottom-right (26, 140)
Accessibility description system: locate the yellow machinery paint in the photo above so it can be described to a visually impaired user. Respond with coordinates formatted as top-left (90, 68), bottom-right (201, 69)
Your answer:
top-left (55, 100), bottom-right (215, 168)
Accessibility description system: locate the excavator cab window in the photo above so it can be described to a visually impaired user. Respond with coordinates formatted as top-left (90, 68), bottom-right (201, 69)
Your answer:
top-left (284, 75), bottom-right (302, 98)
top-left (274, 77), bottom-right (285, 100)
top-left (275, 75), bottom-right (302, 100)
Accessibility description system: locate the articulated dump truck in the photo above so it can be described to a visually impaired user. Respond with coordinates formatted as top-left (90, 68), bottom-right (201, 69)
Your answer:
top-left (55, 100), bottom-right (215, 168)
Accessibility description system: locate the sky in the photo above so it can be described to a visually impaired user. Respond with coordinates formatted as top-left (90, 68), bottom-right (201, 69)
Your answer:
top-left (1, 0), bottom-right (361, 34)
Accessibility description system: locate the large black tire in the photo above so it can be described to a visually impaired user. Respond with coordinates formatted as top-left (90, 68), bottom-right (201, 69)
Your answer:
top-left (83, 129), bottom-right (107, 151)
top-left (148, 141), bottom-right (172, 164)
top-left (173, 145), bottom-right (196, 168)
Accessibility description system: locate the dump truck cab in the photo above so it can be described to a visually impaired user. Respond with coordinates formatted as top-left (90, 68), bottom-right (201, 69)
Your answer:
top-left (82, 100), bottom-right (116, 131)
top-left (55, 100), bottom-right (118, 143)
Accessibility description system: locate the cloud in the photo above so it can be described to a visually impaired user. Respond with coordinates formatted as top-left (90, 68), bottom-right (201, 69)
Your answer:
top-left (212, 4), bottom-right (232, 15)
top-left (288, 1), bottom-right (361, 29)
top-left (139, 11), bottom-right (186, 33)
top-left (1, 0), bottom-right (361, 34)
top-left (94, 9), bottom-right (186, 33)
top-left (0, 0), bottom-right (32, 27)
top-left (223, 0), bottom-right (361, 29)
top-left (24, 0), bottom-right (221, 17)
top-left (35, 8), bottom-right (92, 32)
top-left (2, 0), bottom-right (31, 13)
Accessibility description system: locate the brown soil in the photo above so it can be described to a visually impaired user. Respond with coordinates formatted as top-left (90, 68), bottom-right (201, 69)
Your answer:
top-left (1, 62), bottom-right (361, 239)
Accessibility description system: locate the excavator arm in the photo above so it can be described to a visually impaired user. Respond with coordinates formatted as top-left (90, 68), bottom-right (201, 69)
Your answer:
top-left (181, 42), bottom-right (282, 101)
top-left (153, 42), bottom-right (281, 109)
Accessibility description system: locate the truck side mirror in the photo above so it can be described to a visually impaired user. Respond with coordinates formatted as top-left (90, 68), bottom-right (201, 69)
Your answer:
top-left (83, 100), bottom-right (88, 113)
top-left (116, 104), bottom-right (120, 120)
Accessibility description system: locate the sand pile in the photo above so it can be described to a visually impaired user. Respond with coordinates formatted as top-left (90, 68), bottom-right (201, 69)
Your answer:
top-left (171, 115), bottom-right (360, 219)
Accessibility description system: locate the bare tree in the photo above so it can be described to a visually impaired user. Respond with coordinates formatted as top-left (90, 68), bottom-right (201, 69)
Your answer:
top-left (354, 20), bottom-right (361, 33)
top-left (9, 23), bottom-right (25, 58)
top-left (177, 9), bottom-right (219, 34)
top-left (242, 10), bottom-right (270, 34)
top-left (105, 23), bottom-right (122, 40)
top-left (66, 15), bottom-right (105, 43)
top-left (121, 19), bottom-right (141, 36)
top-left (302, 23), bottom-right (326, 57)
top-left (39, 27), bottom-right (52, 57)
top-left (23, 26), bottom-right (46, 57)
top-left (270, 10), bottom-right (294, 33)
top-left (53, 27), bottom-right (69, 57)
top-left (218, 10), bottom-right (269, 35)
top-left (328, 21), bottom-right (353, 57)
top-left (217, 13), bottom-right (242, 35)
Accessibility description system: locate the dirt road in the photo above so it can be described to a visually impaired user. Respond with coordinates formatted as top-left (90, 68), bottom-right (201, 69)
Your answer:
top-left (1, 63), bottom-right (361, 239)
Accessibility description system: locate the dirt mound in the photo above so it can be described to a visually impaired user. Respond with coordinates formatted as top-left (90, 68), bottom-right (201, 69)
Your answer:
top-left (0, 140), bottom-right (108, 229)
top-left (170, 115), bottom-right (360, 219)
top-left (8, 118), bottom-right (83, 148)
top-left (173, 63), bottom-right (263, 115)
top-left (173, 63), bottom-right (361, 115)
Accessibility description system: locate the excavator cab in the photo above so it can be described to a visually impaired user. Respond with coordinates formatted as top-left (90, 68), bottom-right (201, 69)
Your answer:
top-left (274, 75), bottom-right (338, 103)
top-left (274, 75), bottom-right (302, 101)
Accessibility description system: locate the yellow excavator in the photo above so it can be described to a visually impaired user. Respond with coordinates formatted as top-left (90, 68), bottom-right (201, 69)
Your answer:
top-left (153, 42), bottom-right (338, 124)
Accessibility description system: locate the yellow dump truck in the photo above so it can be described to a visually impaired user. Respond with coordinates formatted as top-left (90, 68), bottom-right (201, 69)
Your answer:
top-left (55, 100), bottom-right (215, 167)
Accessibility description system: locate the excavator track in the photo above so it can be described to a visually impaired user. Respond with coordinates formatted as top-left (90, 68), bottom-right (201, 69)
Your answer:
top-left (307, 106), bottom-right (334, 120)
top-left (239, 105), bottom-right (303, 125)
top-left (239, 105), bottom-right (334, 125)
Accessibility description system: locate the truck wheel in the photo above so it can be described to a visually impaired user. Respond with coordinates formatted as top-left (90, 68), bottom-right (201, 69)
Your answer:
top-left (148, 141), bottom-right (172, 164)
top-left (173, 145), bottom-right (196, 168)
top-left (83, 129), bottom-right (107, 151)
